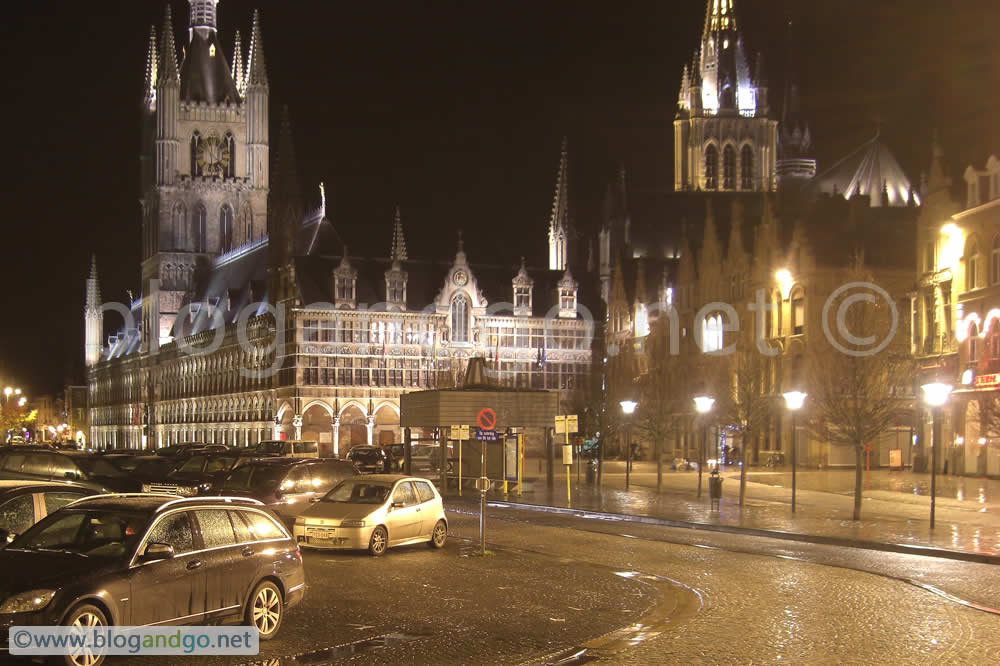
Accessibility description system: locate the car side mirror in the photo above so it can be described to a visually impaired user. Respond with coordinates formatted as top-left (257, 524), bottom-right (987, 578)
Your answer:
top-left (139, 542), bottom-right (174, 563)
top-left (310, 496), bottom-right (322, 503)
top-left (64, 471), bottom-right (78, 480)
top-left (391, 501), bottom-right (404, 509)
top-left (0, 528), bottom-right (11, 545)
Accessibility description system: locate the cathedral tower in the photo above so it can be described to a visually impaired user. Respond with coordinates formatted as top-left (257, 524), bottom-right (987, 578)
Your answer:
top-left (548, 137), bottom-right (570, 271)
top-left (84, 256), bottom-right (103, 368)
top-left (674, 0), bottom-right (778, 193)
top-left (140, 2), bottom-right (270, 352)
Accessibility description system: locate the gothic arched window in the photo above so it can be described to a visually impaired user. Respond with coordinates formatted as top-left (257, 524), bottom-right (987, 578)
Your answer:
top-left (741, 145), bottom-right (754, 190)
top-left (705, 145), bottom-right (718, 190)
top-left (225, 133), bottom-right (236, 178)
top-left (191, 132), bottom-right (202, 177)
top-left (991, 234), bottom-right (1000, 285)
top-left (193, 203), bottom-right (207, 253)
top-left (220, 204), bottom-right (234, 253)
top-left (723, 145), bottom-right (736, 190)
top-left (172, 202), bottom-right (187, 250)
top-left (970, 322), bottom-right (980, 362)
top-left (241, 203), bottom-right (253, 243)
top-left (451, 293), bottom-right (469, 343)
top-left (966, 238), bottom-right (981, 291)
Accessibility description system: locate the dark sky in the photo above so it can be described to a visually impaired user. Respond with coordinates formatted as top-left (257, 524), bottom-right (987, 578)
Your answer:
top-left (1, 0), bottom-right (997, 396)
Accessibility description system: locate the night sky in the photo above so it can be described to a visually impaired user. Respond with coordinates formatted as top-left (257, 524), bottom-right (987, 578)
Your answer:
top-left (1, 0), bottom-right (997, 396)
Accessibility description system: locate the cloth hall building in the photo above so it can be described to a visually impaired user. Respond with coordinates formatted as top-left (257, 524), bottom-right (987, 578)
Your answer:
top-left (85, 1), bottom-right (594, 454)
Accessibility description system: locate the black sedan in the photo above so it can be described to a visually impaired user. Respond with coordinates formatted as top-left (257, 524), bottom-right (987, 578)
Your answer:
top-left (0, 495), bottom-right (305, 665)
top-left (347, 446), bottom-right (391, 473)
top-left (0, 481), bottom-right (96, 543)
top-left (0, 450), bottom-right (139, 492)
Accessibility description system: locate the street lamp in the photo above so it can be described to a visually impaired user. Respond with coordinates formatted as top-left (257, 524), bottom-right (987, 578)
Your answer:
top-left (921, 382), bottom-right (952, 529)
top-left (782, 391), bottom-right (807, 514)
top-left (620, 400), bottom-right (638, 491)
top-left (694, 396), bottom-right (715, 499)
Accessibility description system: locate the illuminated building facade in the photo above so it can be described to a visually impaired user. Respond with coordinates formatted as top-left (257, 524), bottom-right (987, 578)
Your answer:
top-left (915, 141), bottom-right (1000, 476)
top-left (85, 2), bottom-right (593, 452)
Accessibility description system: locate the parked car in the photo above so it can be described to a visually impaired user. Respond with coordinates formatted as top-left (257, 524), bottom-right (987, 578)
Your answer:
top-left (410, 444), bottom-right (441, 472)
top-left (0, 481), bottom-right (97, 544)
top-left (347, 446), bottom-right (391, 473)
top-left (154, 442), bottom-right (208, 458)
top-left (130, 456), bottom-right (182, 486)
top-left (141, 453), bottom-right (257, 497)
top-left (671, 458), bottom-right (698, 471)
top-left (0, 494), bottom-right (305, 663)
top-left (294, 475), bottom-right (447, 556)
top-left (0, 450), bottom-right (140, 492)
top-left (214, 458), bottom-right (359, 524)
top-left (254, 440), bottom-right (320, 459)
top-left (99, 452), bottom-right (157, 473)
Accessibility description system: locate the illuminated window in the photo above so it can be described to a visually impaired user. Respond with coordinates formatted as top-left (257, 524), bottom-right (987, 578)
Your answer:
top-left (992, 235), bottom-right (1000, 284)
top-left (966, 239), bottom-right (980, 290)
top-left (723, 145), bottom-right (736, 189)
top-left (791, 289), bottom-right (805, 335)
top-left (740, 145), bottom-right (754, 190)
top-left (970, 322), bottom-right (980, 362)
top-left (705, 145), bottom-right (718, 190)
top-left (702, 314), bottom-right (724, 352)
top-left (451, 294), bottom-right (469, 343)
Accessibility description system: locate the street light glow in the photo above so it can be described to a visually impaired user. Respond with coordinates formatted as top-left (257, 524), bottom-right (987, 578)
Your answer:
top-left (3, 388), bottom-right (10, 397)
top-left (619, 400), bottom-right (638, 415)
top-left (921, 382), bottom-right (952, 407)
top-left (693, 396), bottom-right (715, 414)
top-left (776, 269), bottom-right (793, 300)
top-left (783, 391), bottom-right (807, 411)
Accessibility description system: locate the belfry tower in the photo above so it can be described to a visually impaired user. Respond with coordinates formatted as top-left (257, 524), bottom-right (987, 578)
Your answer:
top-left (674, 0), bottom-right (777, 193)
top-left (139, 2), bottom-right (270, 352)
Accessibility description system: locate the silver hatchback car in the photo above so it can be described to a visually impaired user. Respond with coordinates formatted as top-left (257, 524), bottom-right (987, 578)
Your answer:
top-left (293, 475), bottom-right (447, 555)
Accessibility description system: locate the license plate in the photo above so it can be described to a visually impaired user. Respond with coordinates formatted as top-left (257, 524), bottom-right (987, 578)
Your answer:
top-left (309, 529), bottom-right (335, 539)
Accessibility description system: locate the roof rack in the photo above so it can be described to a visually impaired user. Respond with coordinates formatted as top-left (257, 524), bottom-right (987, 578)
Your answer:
top-left (65, 492), bottom-right (182, 507)
top-left (155, 496), bottom-right (265, 513)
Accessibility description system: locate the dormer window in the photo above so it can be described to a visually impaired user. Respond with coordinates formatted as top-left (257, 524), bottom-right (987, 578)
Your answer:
top-left (333, 254), bottom-right (358, 309)
top-left (512, 257), bottom-right (533, 317)
top-left (385, 261), bottom-right (407, 309)
top-left (557, 269), bottom-right (578, 319)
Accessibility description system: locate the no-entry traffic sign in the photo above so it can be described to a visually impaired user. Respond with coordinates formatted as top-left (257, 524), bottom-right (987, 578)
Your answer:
top-left (477, 408), bottom-right (496, 431)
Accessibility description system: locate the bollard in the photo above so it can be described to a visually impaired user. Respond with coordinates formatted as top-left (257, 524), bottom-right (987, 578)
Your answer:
top-left (709, 468), bottom-right (723, 511)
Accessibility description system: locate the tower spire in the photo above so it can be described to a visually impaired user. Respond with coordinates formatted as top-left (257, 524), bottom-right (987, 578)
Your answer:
top-left (158, 5), bottom-right (180, 84)
top-left (548, 136), bottom-right (570, 270)
top-left (247, 10), bottom-right (269, 88)
top-left (85, 256), bottom-right (103, 368)
top-left (390, 206), bottom-right (408, 262)
top-left (232, 30), bottom-right (245, 97)
top-left (143, 26), bottom-right (158, 109)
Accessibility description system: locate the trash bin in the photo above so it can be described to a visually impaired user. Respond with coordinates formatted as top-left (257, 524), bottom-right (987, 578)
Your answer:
top-left (709, 469), bottom-right (723, 509)
top-left (585, 459), bottom-right (597, 484)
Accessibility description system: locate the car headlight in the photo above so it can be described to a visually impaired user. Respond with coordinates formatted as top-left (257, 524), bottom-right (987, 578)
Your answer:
top-left (340, 520), bottom-right (367, 528)
top-left (0, 589), bottom-right (56, 614)
top-left (178, 487), bottom-right (197, 497)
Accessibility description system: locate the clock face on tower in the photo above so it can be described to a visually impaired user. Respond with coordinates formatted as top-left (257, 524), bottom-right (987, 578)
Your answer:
top-left (453, 270), bottom-right (468, 287)
top-left (197, 135), bottom-right (231, 177)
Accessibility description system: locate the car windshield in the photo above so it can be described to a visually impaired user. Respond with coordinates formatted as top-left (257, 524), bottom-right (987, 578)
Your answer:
top-left (256, 442), bottom-right (284, 455)
top-left (322, 480), bottom-right (392, 504)
top-left (133, 459), bottom-right (176, 476)
top-left (9, 509), bottom-right (147, 558)
top-left (219, 465), bottom-right (288, 491)
top-left (74, 457), bottom-right (126, 477)
top-left (106, 456), bottom-right (142, 472)
top-left (176, 455), bottom-right (207, 473)
top-left (350, 450), bottom-right (381, 462)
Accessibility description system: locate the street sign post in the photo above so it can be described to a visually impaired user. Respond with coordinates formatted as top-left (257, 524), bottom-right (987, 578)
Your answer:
top-left (476, 409), bottom-right (497, 556)
top-left (451, 424), bottom-right (470, 496)
top-left (555, 414), bottom-right (578, 503)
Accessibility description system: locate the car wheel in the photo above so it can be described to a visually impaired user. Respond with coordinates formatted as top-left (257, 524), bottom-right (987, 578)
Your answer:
top-left (368, 525), bottom-right (388, 556)
top-left (61, 603), bottom-right (108, 666)
top-left (429, 520), bottom-right (447, 549)
top-left (247, 580), bottom-right (284, 640)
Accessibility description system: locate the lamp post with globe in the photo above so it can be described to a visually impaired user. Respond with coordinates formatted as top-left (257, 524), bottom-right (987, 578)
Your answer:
top-left (619, 400), bottom-right (638, 490)
top-left (921, 382), bottom-right (952, 529)
top-left (782, 391), bottom-right (807, 513)
top-left (693, 396), bottom-right (715, 499)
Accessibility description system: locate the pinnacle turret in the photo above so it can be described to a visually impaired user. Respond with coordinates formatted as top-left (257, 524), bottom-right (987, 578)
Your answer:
top-left (158, 5), bottom-right (180, 84)
top-left (232, 30), bottom-right (245, 97)
top-left (247, 10), bottom-right (268, 87)
top-left (143, 26), bottom-right (159, 109)
top-left (548, 137), bottom-right (570, 270)
top-left (390, 206), bottom-right (408, 262)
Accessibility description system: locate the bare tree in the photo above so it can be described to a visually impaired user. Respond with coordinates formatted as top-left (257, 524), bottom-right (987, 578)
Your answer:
top-left (637, 316), bottom-right (693, 492)
top-left (715, 336), bottom-right (774, 506)
top-left (806, 258), bottom-right (914, 520)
